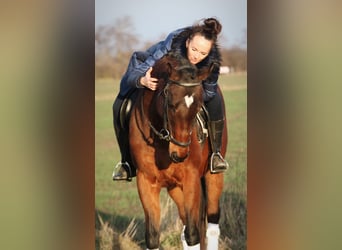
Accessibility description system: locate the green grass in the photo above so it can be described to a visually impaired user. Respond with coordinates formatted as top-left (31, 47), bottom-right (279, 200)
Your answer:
top-left (95, 73), bottom-right (247, 249)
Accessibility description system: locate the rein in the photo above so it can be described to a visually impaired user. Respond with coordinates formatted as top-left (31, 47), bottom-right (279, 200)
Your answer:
top-left (144, 79), bottom-right (201, 148)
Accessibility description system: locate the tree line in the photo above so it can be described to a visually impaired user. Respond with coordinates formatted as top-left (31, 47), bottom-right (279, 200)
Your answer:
top-left (96, 17), bottom-right (247, 79)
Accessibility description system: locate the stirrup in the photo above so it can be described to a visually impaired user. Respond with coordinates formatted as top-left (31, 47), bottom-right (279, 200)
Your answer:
top-left (210, 152), bottom-right (229, 173)
top-left (112, 162), bottom-right (132, 181)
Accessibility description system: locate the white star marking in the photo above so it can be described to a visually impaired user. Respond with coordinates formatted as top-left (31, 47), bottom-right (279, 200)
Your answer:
top-left (184, 95), bottom-right (194, 108)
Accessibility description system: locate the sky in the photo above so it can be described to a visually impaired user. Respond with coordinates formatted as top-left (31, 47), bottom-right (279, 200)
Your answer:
top-left (95, 0), bottom-right (247, 48)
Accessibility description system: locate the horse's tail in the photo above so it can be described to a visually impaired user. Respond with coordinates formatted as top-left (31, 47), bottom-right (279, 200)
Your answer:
top-left (199, 176), bottom-right (207, 250)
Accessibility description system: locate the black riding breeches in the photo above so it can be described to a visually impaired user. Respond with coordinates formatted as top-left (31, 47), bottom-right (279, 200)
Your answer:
top-left (204, 92), bottom-right (225, 121)
top-left (113, 90), bottom-right (138, 164)
top-left (113, 95), bottom-right (129, 161)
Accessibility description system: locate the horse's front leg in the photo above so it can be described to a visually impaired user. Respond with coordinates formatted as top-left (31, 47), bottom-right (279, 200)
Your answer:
top-left (205, 172), bottom-right (224, 250)
top-left (167, 186), bottom-right (189, 249)
top-left (183, 170), bottom-right (201, 249)
top-left (137, 171), bottom-right (161, 249)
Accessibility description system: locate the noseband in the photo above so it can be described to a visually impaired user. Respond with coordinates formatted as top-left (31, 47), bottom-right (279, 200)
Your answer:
top-left (148, 80), bottom-right (201, 147)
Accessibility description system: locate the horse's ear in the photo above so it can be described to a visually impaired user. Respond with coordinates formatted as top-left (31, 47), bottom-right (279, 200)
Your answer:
top-left (210, 62), bottom-right (219, 73)
top-left (198, 62), bottom-right (219, 80)
top-left (166, 62), bottom-right (173, 76)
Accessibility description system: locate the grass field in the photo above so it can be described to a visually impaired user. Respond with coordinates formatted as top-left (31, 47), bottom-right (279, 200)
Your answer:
top-left (95, 73), bottom-right (247, 249)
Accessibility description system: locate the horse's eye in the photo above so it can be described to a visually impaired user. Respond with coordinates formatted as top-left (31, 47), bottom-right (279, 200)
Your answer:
top-left (167, 100), bottom-right (175, 109)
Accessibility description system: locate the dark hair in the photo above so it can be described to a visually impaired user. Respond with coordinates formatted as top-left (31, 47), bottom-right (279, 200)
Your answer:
top-left (190, 17), bottom-right (222, 42)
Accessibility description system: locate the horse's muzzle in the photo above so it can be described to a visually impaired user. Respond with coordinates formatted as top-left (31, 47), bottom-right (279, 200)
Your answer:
top-left (170, 151), bottom-right (189, 163)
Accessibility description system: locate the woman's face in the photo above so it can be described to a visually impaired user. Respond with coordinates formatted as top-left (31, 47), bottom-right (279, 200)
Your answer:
top-left (186, 34), bottom-right (212, 65)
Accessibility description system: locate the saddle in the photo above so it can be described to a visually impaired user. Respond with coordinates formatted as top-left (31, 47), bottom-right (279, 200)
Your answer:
top-left (195, 106), bottom-right (210, 145)
top-left (116, 90), bottom-right (138, 130)
top-left (119, 97), bottom-right (133, 129)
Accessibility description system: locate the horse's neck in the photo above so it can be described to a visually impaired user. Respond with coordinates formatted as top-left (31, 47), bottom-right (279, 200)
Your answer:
top-left (145, 90), bottom-right (166, 129)
top-left (141, 90), bottom-right (157, 118)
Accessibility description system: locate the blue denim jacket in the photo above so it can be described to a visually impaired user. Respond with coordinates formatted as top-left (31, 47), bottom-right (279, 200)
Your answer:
top-left (119, 28), bottom-right (184, 97)
top-left (119, 27), bottom-right (220, 101)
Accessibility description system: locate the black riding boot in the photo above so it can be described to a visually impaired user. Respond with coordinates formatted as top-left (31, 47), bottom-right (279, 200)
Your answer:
top-left (209, 119), bottom-right (229, 173)
top-left (112, 96), bottom-right (136, 181)
top-left (112, 129), bottom-right (135, 181)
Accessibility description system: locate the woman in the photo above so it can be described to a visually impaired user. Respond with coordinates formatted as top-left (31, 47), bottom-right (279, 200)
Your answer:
top-left (113, 17), bottom-right (229, 181)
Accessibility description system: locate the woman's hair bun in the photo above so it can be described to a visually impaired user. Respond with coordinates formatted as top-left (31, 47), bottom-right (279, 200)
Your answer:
top-left (189, 17), bottom-right (222, 42)
top-left (203, 18), bottom-right (222, 35)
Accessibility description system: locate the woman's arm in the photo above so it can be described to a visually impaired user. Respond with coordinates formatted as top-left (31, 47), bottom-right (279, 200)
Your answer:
top-left (120, 28), bottom-right (185, 94)
top-left (202, 63), bottom-right (220, 102)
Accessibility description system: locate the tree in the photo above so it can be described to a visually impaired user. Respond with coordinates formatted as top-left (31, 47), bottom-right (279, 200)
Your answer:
top-left (221, 46), bottom-right (247, 72)
top-left (95, 16), bottom-right (138, 78)
top-left (219, 28), bottom-right (247, 72)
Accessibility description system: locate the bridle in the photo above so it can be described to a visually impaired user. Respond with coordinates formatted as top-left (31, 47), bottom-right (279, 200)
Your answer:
top-left (146, 79), bottom-right (202, 148)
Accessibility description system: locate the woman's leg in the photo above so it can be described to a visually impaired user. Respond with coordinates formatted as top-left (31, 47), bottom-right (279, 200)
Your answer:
top-left (112, 95), bottom-right (134, 181)
top-left (204, 92), bottom-right (229, 173)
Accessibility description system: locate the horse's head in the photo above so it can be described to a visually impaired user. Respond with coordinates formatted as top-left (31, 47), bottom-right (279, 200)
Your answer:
top-left (152, 53), bottom-right (213, 163)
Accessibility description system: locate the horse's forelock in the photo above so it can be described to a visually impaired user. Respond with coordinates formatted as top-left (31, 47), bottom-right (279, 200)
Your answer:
top-left (153, 53), bottom-right (204, 86)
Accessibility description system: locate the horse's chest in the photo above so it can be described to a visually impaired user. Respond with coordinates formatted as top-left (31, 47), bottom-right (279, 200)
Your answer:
top-left (158, 164), bottom-right (185, 187)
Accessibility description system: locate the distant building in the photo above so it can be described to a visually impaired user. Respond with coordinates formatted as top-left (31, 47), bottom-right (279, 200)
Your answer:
top-left (219, 66), bottom-right (230, 74)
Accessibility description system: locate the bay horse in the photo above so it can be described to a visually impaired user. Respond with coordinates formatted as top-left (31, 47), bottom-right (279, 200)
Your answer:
top-left (129, 53), bottom-right (227, 250)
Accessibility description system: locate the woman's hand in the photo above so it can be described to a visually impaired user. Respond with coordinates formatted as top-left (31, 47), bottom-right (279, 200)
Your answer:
top-left (140, 67), bottom-right (158, 91)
